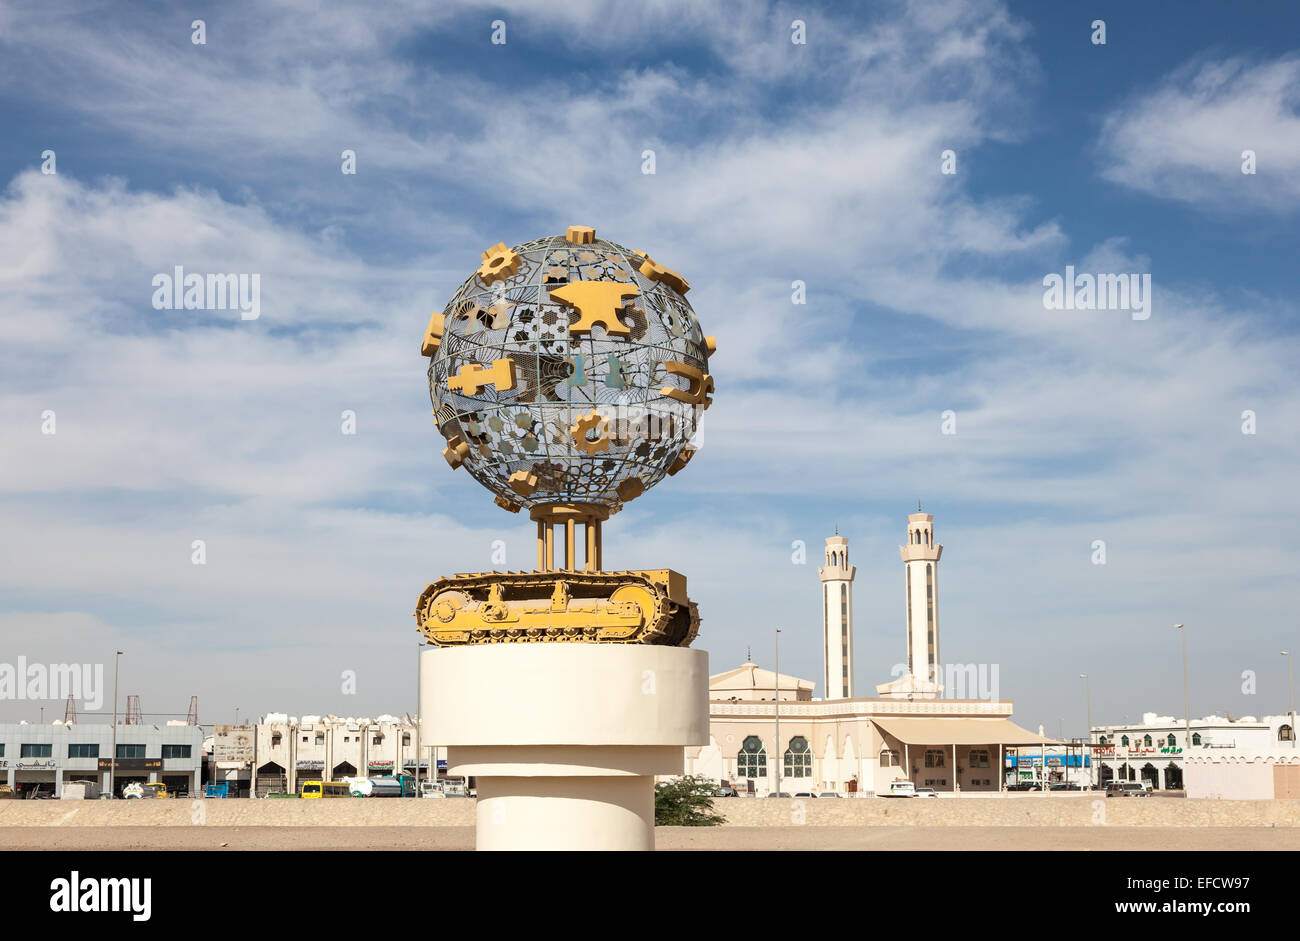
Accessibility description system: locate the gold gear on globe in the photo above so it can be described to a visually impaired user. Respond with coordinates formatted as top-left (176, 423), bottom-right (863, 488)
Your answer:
top-left (570, 410), bottom-right (610, 455)
top-left (477, 242), bottom-right (522, 285)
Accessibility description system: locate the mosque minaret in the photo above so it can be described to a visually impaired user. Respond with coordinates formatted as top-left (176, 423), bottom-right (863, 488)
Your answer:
top-left (878, 507), bottom-right (944, 699)
top-left (817, 532), bottom-right (856, 699)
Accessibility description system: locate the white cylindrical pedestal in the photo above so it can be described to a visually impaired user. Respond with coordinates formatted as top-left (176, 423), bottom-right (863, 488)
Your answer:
top-left (421, 644), bottom-right (709, 851)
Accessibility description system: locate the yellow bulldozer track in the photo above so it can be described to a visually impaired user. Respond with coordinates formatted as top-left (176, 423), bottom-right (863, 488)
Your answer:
top-left (414, 569), bottom-right (700, 647)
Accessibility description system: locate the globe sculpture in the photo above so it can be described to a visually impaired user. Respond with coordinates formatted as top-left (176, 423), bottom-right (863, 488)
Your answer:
top-left (415, 226), bottom-right (715, 648)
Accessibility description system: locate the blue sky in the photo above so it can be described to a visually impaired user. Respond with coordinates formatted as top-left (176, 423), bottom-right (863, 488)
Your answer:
top-left (1, 0), bottom-right (1298, 735)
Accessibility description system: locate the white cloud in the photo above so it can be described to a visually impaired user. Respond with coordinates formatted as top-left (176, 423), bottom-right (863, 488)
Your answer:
top-left (1098, 54), bottom-right (1300, 211)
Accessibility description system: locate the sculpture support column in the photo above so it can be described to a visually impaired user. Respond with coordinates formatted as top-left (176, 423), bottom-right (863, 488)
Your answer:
top-left (422, 644), bottom-right (709, 850)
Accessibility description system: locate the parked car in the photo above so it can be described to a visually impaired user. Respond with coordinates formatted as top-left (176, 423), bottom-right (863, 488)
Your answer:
top-left (792, 792), bottom-right (817, 799)
top-left (817, 792), bottom-right (841, 798)
top-left (1049, 782), bottom-right (1081, 791)
top-left (766, 792), bottom-right (792, 798)
top-left (715, 784), bottom-right (737, 797)
top-left (0, 785), bottom-right (13, 800)
top-left (883, 780), bottom-right (916, 798)
top-left (914, 787), bottom-right (938, 798)
top-left (1106, 782), bottom-right (1150, 798)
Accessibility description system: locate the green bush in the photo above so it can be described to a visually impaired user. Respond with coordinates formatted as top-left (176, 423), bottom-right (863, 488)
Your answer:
top-left (654, 774), bottom-right (726, 826)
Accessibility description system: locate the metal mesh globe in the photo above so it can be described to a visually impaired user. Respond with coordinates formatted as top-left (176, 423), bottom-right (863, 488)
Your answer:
top-left (428, 231), bottom-right (710, 512)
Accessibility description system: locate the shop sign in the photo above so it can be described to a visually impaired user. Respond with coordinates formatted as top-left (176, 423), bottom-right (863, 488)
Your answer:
top-left (296, 760), bottom-right (324, 771)
top-left (97, 758), bottom-right (162, 772)
top-left (1159, 747), bottom-right (1182, 754)
top-left (0, 759), bottom-right (58, 770)
top-left (368, 760), bottom-right (394, 770)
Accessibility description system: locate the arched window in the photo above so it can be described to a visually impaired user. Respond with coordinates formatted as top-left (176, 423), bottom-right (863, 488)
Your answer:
top-left (924, 748), bottom-right (945, 768)
top-left (737, 736), bottom-right (766, 779)
top-left (784, 736), bottom-right (811, 778)
top-left (1121, 735), bottom-right (1129, 747)
top-left (1143, 735), bottom-right (1153, 747)
top-left (1280, 725), bottom-right (1295, 742)
top-left (1192, 733), bottom-right (1202, 746)
top-left (1166, 734), bottom-right (1176, 747)
top-left (879, 748), bottom-right (899, 768)
top-left (1098, 735), bottom-right (1108, 745)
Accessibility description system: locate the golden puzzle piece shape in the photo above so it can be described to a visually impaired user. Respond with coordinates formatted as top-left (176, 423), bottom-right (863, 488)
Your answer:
top-left (633, 250), bottom-right (690, 295)
top-left (565, 225), bottom-right (596, 244)
top-left (443, 434), bottom-right (470, 469)
top-left (548, 281), bottom-right (639, 336)
top-left (509, 470), bottom-right (539, 496)
top-left (616, 477), bottom-right (645, 502)
top-left (659, 361), bottom-right (714, 408)
top-left (421, 312), bottom-right (445, 356)
top-left (448, 358), bottom-right (517, 396)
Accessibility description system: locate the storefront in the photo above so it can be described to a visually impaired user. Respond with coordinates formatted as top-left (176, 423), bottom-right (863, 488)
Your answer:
top-left (1, 723), bottom-right (203, 798)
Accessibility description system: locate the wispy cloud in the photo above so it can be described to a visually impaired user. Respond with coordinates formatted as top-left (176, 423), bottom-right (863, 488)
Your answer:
top-left (1097, 54), bottom-right (1300, 211)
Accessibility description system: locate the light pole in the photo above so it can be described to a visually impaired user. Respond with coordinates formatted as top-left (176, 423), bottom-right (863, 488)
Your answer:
top-left (110, 651), bottom-right (122, 797)
top-left (774, 628), bottom-right (781, 799)
top-left (1175, 624), bottom-right (1190, 748)
top-left (416, 642), bottom-right (423, 786)
top-left (1080, 674), bottom-right (1092, 789)
top-left (1283, 651), bottom-right (1296, 748)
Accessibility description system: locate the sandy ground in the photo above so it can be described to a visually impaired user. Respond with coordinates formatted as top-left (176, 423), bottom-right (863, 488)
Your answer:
top-left (4, 825), bottom-right (1299, 850)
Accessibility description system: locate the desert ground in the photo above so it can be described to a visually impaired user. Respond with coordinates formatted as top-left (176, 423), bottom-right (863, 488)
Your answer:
top-left (3, 795), bottom-right (1298, 850)
top-left (3, 825), bottom-right (1299, 851)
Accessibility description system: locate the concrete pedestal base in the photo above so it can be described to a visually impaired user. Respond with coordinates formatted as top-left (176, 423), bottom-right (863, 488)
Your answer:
top-left (421, 644), bottom-right (708, 851)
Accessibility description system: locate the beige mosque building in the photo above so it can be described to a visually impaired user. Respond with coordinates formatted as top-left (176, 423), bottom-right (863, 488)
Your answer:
top-left (683, 510), bottom-right (1053, 795)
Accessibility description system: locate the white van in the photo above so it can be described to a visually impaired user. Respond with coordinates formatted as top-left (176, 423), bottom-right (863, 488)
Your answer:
top-left (884, 780), bottom-right (916, 798)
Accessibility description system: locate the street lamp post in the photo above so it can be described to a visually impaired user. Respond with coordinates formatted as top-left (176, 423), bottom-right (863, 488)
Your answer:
top-left (416, 642), bottom-right (423, 786)
top-left (1175, 624), bottom-right (1190, 748)
top-left (1080, 674), bottom-right (1092, 789)
top-left (110, 651), bottom-right (122, 797)
top-left (774, 628), bottom-right (782, 799)
top-left (1283, 651), bottom-right (1296, 748)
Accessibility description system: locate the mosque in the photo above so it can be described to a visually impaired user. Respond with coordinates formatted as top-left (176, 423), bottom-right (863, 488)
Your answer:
top-left (683, 509), bottom-right (1053, 795)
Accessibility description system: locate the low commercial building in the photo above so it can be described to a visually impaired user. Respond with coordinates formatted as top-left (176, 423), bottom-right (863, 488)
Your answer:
top-left (209, 713), bottom-right (449, 796)
top-left (1005, 750), bottom-right (1092, 788)
top-left (0, 721), bottom-right (203, 798)
top-left (1089, 713), bottom-right (1297, 791)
